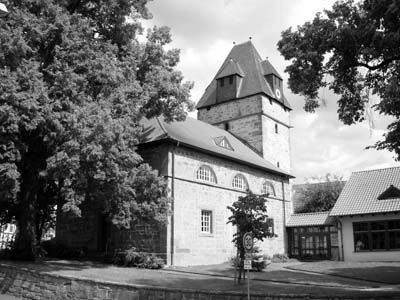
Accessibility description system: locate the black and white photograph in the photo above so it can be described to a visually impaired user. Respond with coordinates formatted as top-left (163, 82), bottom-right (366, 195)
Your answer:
top-left (0, 0), bottom-right (399, 299)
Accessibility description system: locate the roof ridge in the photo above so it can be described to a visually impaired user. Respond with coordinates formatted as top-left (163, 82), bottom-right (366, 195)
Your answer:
top-left (352, 166), bottom-right (400, 174)
top-left (248, 42), bottom-right (265, 92)
top-left (155, 117), bottom-right (169, 137)
top-left (290, 211), bottom-right (331, 216)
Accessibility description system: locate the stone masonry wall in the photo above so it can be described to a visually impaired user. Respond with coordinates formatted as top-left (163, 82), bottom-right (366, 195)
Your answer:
top-left (197, 94), bottom-right (292, 173)
top-left (171, 146), bottom-right (291, 266)
top-left (110, 222), bottom-right (167, 259)
top-left (197, 95), bottom-right (262, 125)
top-left (56, 144), bottom-right (170, 258)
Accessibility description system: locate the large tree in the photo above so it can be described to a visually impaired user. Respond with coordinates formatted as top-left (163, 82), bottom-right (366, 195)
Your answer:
top-left (0, 0), bottom-right (193, 260)
top-left (278, 0), bottom-right (400, 159)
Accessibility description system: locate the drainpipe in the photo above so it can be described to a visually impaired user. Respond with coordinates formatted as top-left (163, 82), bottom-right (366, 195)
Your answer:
top-left (170, 145), bottom-right (176, 265)
top-left (281, 179), bottom-right (287, 254)
top-left (336, 218), bottom-right (344, 261)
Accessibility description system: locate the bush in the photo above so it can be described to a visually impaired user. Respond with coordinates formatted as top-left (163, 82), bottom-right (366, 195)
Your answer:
top-left (42, 239), bottom-right (87, 259)
top-left (113, 247), bottom-right (164, 269)
top-left (271, 253), bottom-right (289, 263)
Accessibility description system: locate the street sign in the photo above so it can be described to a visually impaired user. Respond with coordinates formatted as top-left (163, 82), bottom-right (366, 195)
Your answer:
top-left (244, 259), bottom-right (252, 270)
top-left (243, 232), bottom-right (253, 252)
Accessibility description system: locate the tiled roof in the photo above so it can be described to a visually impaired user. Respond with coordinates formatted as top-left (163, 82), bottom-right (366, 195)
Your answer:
top-left (139, 116), bottom-right (293, 178)
top-left (196, 41), bottom-right (291, 110)
top-left (330, 167), bottom-right (400, 216)
top-left (287, 212), bottom-right (334, 227)
top-left (215, 58), bottom-right (244, 79)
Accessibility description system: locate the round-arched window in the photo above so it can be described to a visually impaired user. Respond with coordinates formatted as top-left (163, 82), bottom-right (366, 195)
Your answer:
top-left (232, 174), bottom-right (248, 191)
top-left (262, 181), bottom-right (275, 197)
top-left (196, 165), bottom-right (217, 183)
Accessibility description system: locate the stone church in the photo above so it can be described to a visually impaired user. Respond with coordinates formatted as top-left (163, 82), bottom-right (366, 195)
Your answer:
top-left (56, 41), bottom-right (294, 266)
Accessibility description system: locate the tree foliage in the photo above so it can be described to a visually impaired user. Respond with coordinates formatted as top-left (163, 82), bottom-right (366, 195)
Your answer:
top-left (294, 174), bottom-right (345, 213)
top-left (0, 0), bottom-right (193, 260)
top-left (278, 0), bottom-right (400, 159)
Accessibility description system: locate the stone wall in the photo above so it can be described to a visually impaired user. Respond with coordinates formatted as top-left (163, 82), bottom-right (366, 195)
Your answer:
top-left (0, 263), bottom-right (397, 300)
top-left (197, 94), bottom-right (292, 174)
top-left (110, 222), bottom-right (167, 258)
top-left (56, 144), bottom-right (171, 258)
top-left (171, 146), bottom-right (291, 265)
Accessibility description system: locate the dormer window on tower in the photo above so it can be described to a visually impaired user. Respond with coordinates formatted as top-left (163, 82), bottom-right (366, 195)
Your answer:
top-left (262, 59), bottom-right (283, 101)
top-left (215, 59), bottom-right (244, 103)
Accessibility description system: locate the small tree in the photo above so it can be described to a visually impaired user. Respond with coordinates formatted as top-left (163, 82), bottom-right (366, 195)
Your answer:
top-left (227, 192), bottom-right (274, 282)
top-left (294, 174), bottom-right (345, 213)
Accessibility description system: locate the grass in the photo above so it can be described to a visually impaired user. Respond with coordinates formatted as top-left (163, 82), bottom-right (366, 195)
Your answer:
top-left (285, 261), bottom-right (400, 284)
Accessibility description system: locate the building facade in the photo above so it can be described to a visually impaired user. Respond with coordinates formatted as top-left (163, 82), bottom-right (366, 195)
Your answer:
top-left (56, 41), bottom-right (294, 266)
top-left (330, 167), bottom-right (400, 262)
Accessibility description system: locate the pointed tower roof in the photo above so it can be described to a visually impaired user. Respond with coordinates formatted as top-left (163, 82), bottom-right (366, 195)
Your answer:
top-left (196, 41), bottom-right (291, 110)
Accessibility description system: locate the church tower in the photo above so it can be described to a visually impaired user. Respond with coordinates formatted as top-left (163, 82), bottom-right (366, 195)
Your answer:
top-left (196, 41), bottom-right (292, 172)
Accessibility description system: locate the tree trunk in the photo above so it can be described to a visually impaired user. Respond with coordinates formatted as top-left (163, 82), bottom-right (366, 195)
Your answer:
top-left (237, 248), bottom-right (245, 283)
top-left (13, 163), bottom-right (40, 260)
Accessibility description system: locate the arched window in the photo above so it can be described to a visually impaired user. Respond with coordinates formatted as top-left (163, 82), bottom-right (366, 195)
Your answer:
top-left (232, 174), bottom-right (248, 191)
top-left (262, 181), bottom-right (276, 197)
top-left (196, 165), bottom-right (217, 183)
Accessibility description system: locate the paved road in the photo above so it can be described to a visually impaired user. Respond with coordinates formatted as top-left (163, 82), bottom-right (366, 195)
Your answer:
top-left (0, 295), bottom-right (21, 300)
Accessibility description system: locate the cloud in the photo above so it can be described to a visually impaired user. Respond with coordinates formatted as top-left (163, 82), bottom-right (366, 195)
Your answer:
top-left (143, 0), bottom-right (399, 182)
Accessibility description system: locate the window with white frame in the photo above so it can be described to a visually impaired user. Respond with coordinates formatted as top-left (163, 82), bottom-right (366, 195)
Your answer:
top-left (201, 210), bottom-right (212, 233)
top-left (261, 181), bottom-right (276, 197)
top-left (232, 174), bottom-right (248, 190)
top-left (196, 165), bottom-right (217, 183)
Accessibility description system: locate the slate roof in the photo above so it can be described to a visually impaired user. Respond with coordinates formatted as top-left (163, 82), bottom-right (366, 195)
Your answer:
top-left (287, 212), bottom-right (334, 227)
top-left (215, 58), bottom-right (244, 79)
top-left (330, 167), bottom-right (400, 216)
top-left (261, 59), bottom-right (282, 80)
top-left (196, 41), bottom-right (291, 110)
top-left (139, 116), bottom-right (293, 178)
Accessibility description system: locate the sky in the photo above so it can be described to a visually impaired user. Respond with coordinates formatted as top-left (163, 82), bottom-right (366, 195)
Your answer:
top-left (142, 0), bottom-right (399, 183)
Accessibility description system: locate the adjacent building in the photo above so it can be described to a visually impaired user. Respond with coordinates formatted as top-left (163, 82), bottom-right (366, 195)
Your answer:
top-left (330, 167), bottom-right (400, 261)
top-left (287, 166), bottom-right (400, 262)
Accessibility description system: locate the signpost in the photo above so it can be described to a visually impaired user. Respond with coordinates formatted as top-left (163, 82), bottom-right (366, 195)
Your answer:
top-left (243, 232), bottom-right (253, 300)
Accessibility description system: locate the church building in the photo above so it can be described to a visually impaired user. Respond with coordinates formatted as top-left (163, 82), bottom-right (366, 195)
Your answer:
top-left (56, 41), bottom-right (294, 266)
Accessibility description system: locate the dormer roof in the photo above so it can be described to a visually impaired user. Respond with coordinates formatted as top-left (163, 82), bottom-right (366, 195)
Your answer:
top-left (215, 58), bottom-right (244, 79)
top-left (196, 41), bottom-right (291, 110)
top-left (261, 59), bottom-right (282, 80)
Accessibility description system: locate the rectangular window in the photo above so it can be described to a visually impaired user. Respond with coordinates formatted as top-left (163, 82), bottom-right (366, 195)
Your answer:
top-left (266, 218), bottom-right (274, 237)
top-left (220, 78), bottom-right (224, 87)
top-left (229, 75), bottom-right (233, 84)
top-left (201, 210), bottom-right (212, 234)
top-left (275, 123), bottom-right (278, 134)
top-left (353, 220), bottom-right (400, 251)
